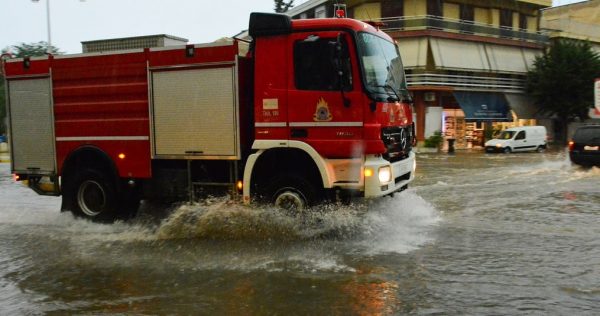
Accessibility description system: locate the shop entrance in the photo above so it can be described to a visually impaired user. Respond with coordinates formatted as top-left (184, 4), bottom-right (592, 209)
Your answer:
top-left (442, 109), bottom-right (485, 149)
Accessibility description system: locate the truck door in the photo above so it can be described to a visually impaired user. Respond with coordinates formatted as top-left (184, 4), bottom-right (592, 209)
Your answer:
top-left (7, 77), bottom-right (56, 174)
top-left (287, 31), bottom-right (363, 158)
top-left (513, 130), bottom-right (527, 151)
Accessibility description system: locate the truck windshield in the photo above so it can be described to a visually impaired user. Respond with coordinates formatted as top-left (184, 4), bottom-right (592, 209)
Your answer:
top-left (497, 131), bottom-right (515, 139)
top-left (357, 32), bottom-right (409, 102)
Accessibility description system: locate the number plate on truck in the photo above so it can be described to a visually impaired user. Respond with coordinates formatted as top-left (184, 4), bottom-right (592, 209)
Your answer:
top-left (584, 145), bottom-right (599, 151)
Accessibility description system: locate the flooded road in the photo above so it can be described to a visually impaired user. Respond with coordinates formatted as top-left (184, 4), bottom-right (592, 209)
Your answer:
top-left (1, 150), bottom-right (599, 314)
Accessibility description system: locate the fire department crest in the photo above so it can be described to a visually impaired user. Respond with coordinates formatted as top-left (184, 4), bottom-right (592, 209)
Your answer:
top-left (313, 98), bottom-right (332, 121)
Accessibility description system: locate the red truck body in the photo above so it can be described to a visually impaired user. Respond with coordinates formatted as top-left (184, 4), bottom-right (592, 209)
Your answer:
top-left (3, 13), bottom-right (416, 221)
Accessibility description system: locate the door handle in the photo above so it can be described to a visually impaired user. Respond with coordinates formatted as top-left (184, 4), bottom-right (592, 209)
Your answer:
top-left (291, 128), bottom-right (308, 138)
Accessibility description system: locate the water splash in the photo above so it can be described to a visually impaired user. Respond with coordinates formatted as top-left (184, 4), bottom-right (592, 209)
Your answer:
top-left (1, 162), bottom-right (440, 256)
top-left (354, 190), bottom-right (441, 254)
top-left (156, 198), bottom-right (304, 241)
top-left (155, 190), bottom-right (440, 255)
top-left (155, 197), bottom-right (366, 241)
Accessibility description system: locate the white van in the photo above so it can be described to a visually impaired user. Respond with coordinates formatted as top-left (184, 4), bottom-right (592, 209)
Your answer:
top-left (485, 126), bottom-right (547, 153)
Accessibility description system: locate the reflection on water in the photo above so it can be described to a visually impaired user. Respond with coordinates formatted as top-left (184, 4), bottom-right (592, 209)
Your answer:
top-left (1, 149), bottom-right (599, 314)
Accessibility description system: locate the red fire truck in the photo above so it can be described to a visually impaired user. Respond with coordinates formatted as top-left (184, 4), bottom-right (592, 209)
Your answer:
top-left (3, 13), bottom-right (416, 222)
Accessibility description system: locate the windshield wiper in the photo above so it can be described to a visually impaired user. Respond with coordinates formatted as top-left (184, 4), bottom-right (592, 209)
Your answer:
top-left (374, 84), bottom-right (416, 103)
top-left (372, 84), bottom-right (400, 102)
top-left (398, 87), bottom-right (413, 104)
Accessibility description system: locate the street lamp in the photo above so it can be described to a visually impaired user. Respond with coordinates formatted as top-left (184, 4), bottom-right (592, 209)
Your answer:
top-left (31, 0), bottom-right (52, 54)
top-left (31, 0), bottom-right (86, 54)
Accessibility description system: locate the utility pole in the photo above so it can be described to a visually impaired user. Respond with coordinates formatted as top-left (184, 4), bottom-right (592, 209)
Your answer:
top-left (31, 0), bottom-right (52, 54)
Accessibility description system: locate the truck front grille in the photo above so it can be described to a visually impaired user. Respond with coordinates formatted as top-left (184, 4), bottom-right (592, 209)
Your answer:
top-left (381, 125), bottom-right (414, 163)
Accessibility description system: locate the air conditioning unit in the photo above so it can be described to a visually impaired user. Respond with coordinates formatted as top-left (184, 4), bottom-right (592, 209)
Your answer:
top-left (424, 92), bottom-right (436, 102)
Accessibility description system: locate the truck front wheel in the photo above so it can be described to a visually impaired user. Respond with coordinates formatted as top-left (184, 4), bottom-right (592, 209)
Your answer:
top-left (66, 169), bottom-right (120, 222)
top-left (267, 174), bottom-right (319, 213)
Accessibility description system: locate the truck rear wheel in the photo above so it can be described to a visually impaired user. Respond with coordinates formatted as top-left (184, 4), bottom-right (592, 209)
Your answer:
top-left (66, 168), bottom-right (121, 222)
top-left (267, 174), bottom-right (318, 213)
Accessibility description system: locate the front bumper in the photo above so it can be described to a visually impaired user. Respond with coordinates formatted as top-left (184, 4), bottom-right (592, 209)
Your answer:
top-left (485, 146), bottom-right (505, 153)
top-left (570, 152), bottom-right (600, 166)
top-left (364, 151), bottom-right (416, 198)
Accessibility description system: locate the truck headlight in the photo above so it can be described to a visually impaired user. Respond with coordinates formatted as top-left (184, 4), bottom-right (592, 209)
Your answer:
top-left (378, 166), bottom-right (392, 183)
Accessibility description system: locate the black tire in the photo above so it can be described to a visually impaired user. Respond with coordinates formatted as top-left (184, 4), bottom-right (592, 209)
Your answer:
top-left (536, 146), bottom-right (545, 153)
top-left (266, 173), bottom-right (319, 213)
top-left (63, 168), bottom-right (121, 222)
top-left (503, 147), bottom-right (512, 154)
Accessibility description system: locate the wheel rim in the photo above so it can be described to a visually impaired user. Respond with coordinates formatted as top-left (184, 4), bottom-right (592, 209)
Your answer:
top-left (274, 190), bottom-right (306, 211)
top-left (77, 180), bottom-right (106, 217)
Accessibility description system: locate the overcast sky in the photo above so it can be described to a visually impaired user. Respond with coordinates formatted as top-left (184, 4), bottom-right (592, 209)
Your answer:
top-left (0, 0), bottom-right (587, 54)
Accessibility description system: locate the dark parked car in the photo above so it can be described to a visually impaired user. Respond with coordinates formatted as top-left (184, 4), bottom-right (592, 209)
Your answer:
top-left (569, 125), bottom-right (600, 167)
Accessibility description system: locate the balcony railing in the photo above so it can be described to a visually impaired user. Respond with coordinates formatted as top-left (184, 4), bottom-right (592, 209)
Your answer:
top-left (378, 15), bottom-right (548, 44)
top-left (406, 73), bottom-right (526, 93)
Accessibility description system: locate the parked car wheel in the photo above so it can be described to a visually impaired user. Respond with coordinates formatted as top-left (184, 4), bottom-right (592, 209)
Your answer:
top-left (503, 147), bottom-right (512, 154)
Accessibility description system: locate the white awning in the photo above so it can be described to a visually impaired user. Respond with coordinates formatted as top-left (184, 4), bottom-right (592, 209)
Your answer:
top-left (505, 93), bottom-right (540, 119)
top-left (486, 44), bottom-right (528, 73)
top-left (397, 38), bottom-right (427, 69)
top-left (521, 48), bottom-right (541, 71)
top-left (430, 38), bottom-right (490, 71)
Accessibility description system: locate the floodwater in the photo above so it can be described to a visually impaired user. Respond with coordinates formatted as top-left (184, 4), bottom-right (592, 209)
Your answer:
top-left (0, 150), bottom-right (599, 315)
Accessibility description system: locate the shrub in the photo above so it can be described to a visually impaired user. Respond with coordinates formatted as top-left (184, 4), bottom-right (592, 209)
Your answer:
top-left (423, 131), bottom-right (444, 148)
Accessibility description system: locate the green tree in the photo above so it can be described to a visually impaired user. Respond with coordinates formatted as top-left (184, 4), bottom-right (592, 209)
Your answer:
top-left (274, 0), bottom-right (294, 13)
top-left (0, 42), bottom-right (63, 135)
top-left (526, 39), bottom-right (600, 142)
top-left (4, 41), bottom-right (63, 58)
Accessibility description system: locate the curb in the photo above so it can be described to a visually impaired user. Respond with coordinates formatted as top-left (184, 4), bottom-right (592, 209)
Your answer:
top-left (415, 147), bottom-right (440, 154)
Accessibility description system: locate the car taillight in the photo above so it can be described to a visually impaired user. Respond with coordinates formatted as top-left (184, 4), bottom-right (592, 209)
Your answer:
top-left (568, 140), bottom-right (575, 151)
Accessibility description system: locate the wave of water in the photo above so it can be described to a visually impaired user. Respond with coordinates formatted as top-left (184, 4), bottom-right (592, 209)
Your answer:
top-left (155, 190), bottom-right (440, 254)
top-left (1, 160), bottom-right (440, 258)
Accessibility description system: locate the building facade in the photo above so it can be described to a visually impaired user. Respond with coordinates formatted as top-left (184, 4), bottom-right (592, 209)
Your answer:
top-left (287, 0), bottom-right (552, 148)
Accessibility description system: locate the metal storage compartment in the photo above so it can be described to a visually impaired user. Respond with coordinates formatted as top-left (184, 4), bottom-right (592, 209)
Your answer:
top-left (7, 77), bottom-right (56, 174)
top-left (150, 65), bottom-right (240, 159)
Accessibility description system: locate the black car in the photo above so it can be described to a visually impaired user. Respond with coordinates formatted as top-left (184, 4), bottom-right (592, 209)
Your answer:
top-left (569, 125), bottom-right (600, 167)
